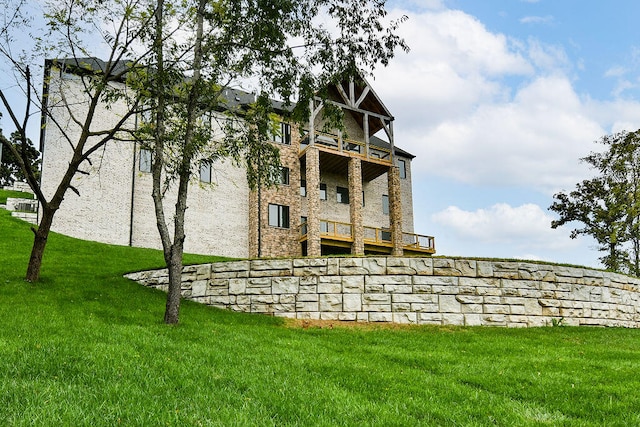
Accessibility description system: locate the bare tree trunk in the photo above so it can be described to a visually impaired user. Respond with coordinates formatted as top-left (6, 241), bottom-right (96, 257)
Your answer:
top-left (25, 206), bottom-right (55, 282)
top-left (159, 0), bottom-right (206, 324)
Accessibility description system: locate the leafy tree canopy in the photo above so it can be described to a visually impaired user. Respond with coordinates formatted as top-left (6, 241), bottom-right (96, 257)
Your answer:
top-left (550, 130), bottom-right (640, 275)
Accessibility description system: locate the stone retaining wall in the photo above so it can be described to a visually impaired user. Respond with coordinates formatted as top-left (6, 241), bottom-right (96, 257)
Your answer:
top-left (125, 257), bottom-right (640, 327)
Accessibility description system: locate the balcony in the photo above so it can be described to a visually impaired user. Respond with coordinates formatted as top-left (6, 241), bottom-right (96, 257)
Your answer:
top-left (299, 219), bottom-right (436, 255)
top-left (299, 131), bottom-right (393, 181)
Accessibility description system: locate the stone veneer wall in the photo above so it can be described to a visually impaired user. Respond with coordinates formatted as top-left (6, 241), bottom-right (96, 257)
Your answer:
top-left (125, 257), bottom-right (640, 327)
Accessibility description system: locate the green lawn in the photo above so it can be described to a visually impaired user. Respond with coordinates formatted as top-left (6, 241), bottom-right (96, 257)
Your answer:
top-left (1, 209), bottom-right (639, 426)
top-left (0, 189), bottom-right (34, 204)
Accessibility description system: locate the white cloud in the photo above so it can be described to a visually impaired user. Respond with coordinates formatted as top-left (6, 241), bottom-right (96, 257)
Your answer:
top-left (520, 15), bottom-right (554, 24)
top-left (374, 6), bottom-right (640, 195)
top-left (431, 203), bottom-right (577, 250)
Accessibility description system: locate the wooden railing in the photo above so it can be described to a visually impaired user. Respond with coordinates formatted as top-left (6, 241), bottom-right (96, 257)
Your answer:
top-left (300, 130), bottom-right (391, 163)
top-left (301, 220), bottom-right (435, 253)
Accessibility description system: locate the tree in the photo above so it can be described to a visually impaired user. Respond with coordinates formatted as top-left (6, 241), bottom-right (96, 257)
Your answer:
top-left (0, 128), bottom-right (40, 187)
top-left (0, 0), bottom-right (151, 281)
top-left (132, 0), bottom-right (408, 323)
top-left (550, 130), bottom-right (640, 275)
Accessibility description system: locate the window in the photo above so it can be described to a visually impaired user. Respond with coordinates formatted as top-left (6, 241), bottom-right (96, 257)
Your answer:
top-left (337, 186), bottom-right (349, 204)
top-left (139, 148), bottom-right (152, 173)
top-left (300, 179), bottom-right (307, 197)
top-left (362, 191), bottom-right (365, 207)
top-left (268, 204), bottom-right (290, 228)
top-left (320, 221), bottom-right (329, 233)
top-left (398, 159), bottom-right (407, 179)
top-left (279, 167), bottom-right (290, 185)
top-left (200, 161), bottom-right (211, 183)
top-left (382, 194), bottom-right (389, 215)
top-left (269, 122), bottom-right (291, 145)
top-left (320, 183), bottom-right (327, 200)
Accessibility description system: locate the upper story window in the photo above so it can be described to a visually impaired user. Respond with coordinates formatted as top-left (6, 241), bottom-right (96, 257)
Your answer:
top-left (139, 148), bottom-right (152, 173)
top-left (382, 194), bottom-right (389, 215)
top-left (268, 203), bottom-right (290, 229)
top-left (300, 179), bottom-right (307, 197)
top-left (320, 183), bottom-right (327, 200)
top-left (269, 122), bottom-right (291, 145)
top-left (337, 186), bottom-right (349, 204)
top-left (200, 161), bottom-right (212, 183)
top-left (398, 159), bottom-right (407, 179)
top-left (279, 167), bottom-right (290, 185)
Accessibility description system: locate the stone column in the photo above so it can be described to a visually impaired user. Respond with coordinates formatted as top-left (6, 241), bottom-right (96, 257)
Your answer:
top-left (348, 157), bottom-right (364, 255)
top-left (388, 165), bottom-right (403, 256)
top-left (248, 189), bottom-right (259, 258)
top-left (306, 146), bottom-right (321, 256)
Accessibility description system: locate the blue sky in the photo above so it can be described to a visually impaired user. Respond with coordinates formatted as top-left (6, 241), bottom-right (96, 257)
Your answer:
top-left (374, 0), bottom-right (640, 267)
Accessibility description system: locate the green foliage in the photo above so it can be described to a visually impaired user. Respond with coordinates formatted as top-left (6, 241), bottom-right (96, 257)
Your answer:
top-left (551, 130), bottom-right (640, 275)
top-left (1, 209), bottom-right (640, 425)
top-left (0, 129), bottom-right (40, 188)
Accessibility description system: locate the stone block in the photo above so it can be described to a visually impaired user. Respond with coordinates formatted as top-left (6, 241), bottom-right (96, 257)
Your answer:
top-left (413, 285), bottom-right (432, 293)
top-left (482, 314), bottom-right (507, 325)
top-left (339, 312), bottom-right (357, 321)
top-left (386, 257), bottom-right (417, 275)
top-left (362, 257), bottom-right (387, 274)
top-left (252, 295), bottom-right (275, 304)
top-left (191, 280), bottom-right (208, 297)
top-left (356, 312), bottom-right (369, 322)
top-left (210, 295), bottom-right (231, 305)
top-left (369, 312), bottom-right (393, 322)
top-left (320, 312), bottom-right (341, 320)
top-left (362, 304), bottom-right (391, 312)
top-left (250, 259), bottom-right (292, 271)
top-left (384, 284), bottom-right (413, 294)
top-left (339, 258), bottom-right (369, 275)
top-left (293, 258), bottom-right (327, 268)
top-left (392, 294), bottom-right (437, 304)
top-left (364, 284), bottom-right (384, 293)
top-left (279, 294), bottom-right (296, 304)
top-left (272, 277), bottom-right (299, 294)
top-left (413, 276), bottom-right (459, 286)
top-left (432, 285), bottom-right (459, 295)
top-left (343, 294), bottom-right (362, 312)
top-left (366, 275), bottom-right (412, 286)
top-left (297, 293), bottom-right (319, 302)
top-left (432, 258), bottom-right (462, 276)
top-left (393, 312), bottom-right (417, 324)
top-left (454, 259), bottom-right (477, 276)
top-left (363, 293), bottom-right (391, 304)
top-left (439, 295), bottom-right (461, 313)
top-left (318, 280), bottom-right (342, 294)
top-left (212, 260), bottom-right (250, 273)
top-left (411, 303), bottom-right (439, 312)
top-left (476, 261), bottom-right (494, 277)
top-left (296, 301), bottom-right (319, 312)
top-left (492, 262), bottom-right (520, 279)
top-left (342, 276), bottom-right (365, 293)
top-left (319, 294), bottom-right (343, 312)
top-left (484, 304), bottom-right (510, 315)
top-left (409, 258), bottom-right (434, 275)
top-left (418, 312), bottom-right (442, 324)
top-left (464, 314), bottom-right (483, 326)
top-left (299, 284), bottom-right (318, 294)
top-left (461, 304), bottom-right (482, 314)
top-left (442, 313), bottom-right (464, 326)
top-left (456, 295), bottom-right (483, 304)
top-left (392, 303), bottom-right (411, 312)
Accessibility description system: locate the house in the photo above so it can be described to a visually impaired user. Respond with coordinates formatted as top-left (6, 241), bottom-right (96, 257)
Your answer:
top-left (39, 58), bottom-right (435, 258)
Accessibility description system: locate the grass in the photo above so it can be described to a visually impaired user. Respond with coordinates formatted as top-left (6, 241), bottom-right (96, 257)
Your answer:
top-left (0, 189), bottom-right (34, 204)
top-left (1, 210), bottom-right (640, 426)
